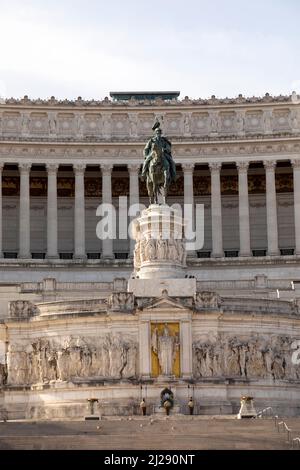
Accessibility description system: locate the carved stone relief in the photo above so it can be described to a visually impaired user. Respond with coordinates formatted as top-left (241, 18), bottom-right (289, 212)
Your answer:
top-left (6, 334), bottom-right (138, 386)
top-left (134, 237), bottom-right (186, 268)
top-left (9, 300), bottom-right (38, 319)
top-left (193, 334), bottom-right (300, 380)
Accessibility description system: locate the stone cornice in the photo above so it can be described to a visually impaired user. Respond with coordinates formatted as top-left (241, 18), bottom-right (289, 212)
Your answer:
top-left (0, 137), bottom-right (299, 164)
top-left (0, 92), bottom-right (297, 109)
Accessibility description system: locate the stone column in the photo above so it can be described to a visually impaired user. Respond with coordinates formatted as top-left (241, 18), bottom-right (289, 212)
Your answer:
top-left (128, 164), bottom-right (140, 258)
top-left (101, 164), bottom-right (114, 259)
top-left (0, 163), bottom-right (3, 258)
top-left (237, 161), bottom-right (251, 256)
top-left (180, 319), bottom-right (192, 379)
top-left (74, 163), bottom-right (86, 259)
top-left (182, 163), bottom-right (196, 256)
top-left (292, 159), bottom-right (300, 255)
top-left (139, 321), bottom-right (151, 379)
top-left (46, 163), bottom-right (59, 259)
top-left (264, 160), bottom-right (280, 256)
top-left (209, 162), bottom-right (224, 257)
top-left (18, 163), bottom-right (31, 259)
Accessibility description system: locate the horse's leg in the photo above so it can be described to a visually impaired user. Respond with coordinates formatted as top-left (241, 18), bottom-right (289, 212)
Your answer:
top-left (162, 170), bottom-right (168, 204)
top-left (147, 179), bottom-right (153, 204)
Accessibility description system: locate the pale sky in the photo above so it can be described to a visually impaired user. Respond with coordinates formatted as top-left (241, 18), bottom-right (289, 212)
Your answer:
top-left (0, 0), bottom-right (299, 100)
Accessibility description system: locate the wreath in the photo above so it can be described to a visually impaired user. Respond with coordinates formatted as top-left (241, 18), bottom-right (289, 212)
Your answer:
top-left (160, 387), bottom-right (174, 408)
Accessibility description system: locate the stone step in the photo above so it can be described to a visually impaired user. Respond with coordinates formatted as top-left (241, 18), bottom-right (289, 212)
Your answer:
top-left (0, 417), bottom-right (297, 449)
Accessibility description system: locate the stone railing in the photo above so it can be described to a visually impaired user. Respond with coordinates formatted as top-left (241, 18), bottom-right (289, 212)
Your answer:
top-left (221, 296), bottom-right (298, 315)
top-left (196, 278), bottom-right (295, 292)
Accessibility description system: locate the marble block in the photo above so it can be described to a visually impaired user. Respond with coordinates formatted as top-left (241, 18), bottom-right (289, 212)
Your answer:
top-left (128, 278), bottom-right (196, 297)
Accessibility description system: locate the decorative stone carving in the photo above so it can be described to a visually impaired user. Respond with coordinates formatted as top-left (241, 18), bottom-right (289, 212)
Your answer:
top-left (21, 113), bottom-right (30, 136)
top-left (183, 113), bottom-right (191, 135)
top-left (193, 334), bottom-right (300, 380)
top-left (132, 205), bottom-right (186, 279)
top-left (195, 291), bottom-right (221, 310)
top-left (108, 292), bottom-right (134, 312)
top-left (9, 300), bottom-right (38, 318)
top-left (129, 113), bottom-right (138, 137)
top-left (263, 110), bottom-right (273, 134)
top-left (235, 111), bottom-right (245, 134)
top-left (6, 334), bottom-right (138, 385)
top-left (209, 111), bottom-right (219, 134)
top-left (134, 237), bottom-right (186, 268)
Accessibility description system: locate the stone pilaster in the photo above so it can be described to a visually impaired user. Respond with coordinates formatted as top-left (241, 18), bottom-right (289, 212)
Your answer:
top-left (46, 163), bottom-right (59, 259)
top-left (237, 161), bottom-right (251, 256)
top-left (18, 163), bottom-right (31, 259)
top-left (264, 160), bottom-right (280, 256)
top-left (291, 159), bottom-right (300, 255)
top-left (101, 164), bottom-right (114, 259)
top-left (74, 163), bottom-right (86, 259)
top-left (128, 163), bottom-right (140, 258)
top-left (209, 162), bottom-right (224, 257)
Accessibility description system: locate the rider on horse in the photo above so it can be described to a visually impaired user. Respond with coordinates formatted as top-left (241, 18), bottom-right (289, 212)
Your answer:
top-left (141, 120), bottom-right (176, 183)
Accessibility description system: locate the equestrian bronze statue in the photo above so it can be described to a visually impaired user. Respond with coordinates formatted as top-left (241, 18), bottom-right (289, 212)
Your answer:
top-left (141, 120), bottom-right (176, 204)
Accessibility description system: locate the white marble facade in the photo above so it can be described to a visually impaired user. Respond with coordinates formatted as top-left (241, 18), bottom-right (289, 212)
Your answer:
top-left (1, 93), bottom-right (300, 418)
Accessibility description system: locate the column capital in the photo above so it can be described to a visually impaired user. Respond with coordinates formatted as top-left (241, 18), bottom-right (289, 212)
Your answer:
top-left (73, 163), bottom-right (86, 174)
top-left (46, 163), bottom-right (59, 173)
top-left (18, 162), bottom-right (31, 173)
top-left (236, 161), bottom-right (249, 172)
top-left (101, 163), bottom-right (113, 175)
top-left (181, 163), bottom-right (195, 172)
top-left (263, 160), bottom-right (277, 170)
top-left (291, 159), bottom-right (300, 169)
top-left (128, 163), bottom-right (141, 174)
top-left (209, 162), bottom-right (222, 172)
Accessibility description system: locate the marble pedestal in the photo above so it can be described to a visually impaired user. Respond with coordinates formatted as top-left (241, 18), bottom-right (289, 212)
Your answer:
top-left (132, 204), bottom-right (187, 280)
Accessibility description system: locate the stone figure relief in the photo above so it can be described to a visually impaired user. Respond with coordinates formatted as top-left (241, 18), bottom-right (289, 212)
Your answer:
top-left (129, 114), bottom-right (138, 137)
top-left (209, 112), bottom-right (219, 133)
top-left (48, 114), bottom-right (57, 135)
top-left (77, 114), bottom-right (85, 135)
top-left (195, 292), bottom-right (221, 310)
top-left (193, 334), bottom-right (300, 380)
top-left (21, 114), bottom-right (30, 135)
top-left (151, 324), bottom-right (179, 376)
top-left (6, 334), bottom-right (138, 386)
top-left (236, 111), bottom-right (245, 133)
top-left (134, 237), bottom-right (186, 268)
top-left (108, 292), bottom-right (134, 312)
top-left (183, 113), bottom-right (191, 134)
top-left (9, 300), bottom-right (37, 318)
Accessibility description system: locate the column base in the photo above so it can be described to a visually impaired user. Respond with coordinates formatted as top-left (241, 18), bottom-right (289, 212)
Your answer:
top-left (267, 251), bottom-right (280, 256)
top-left (186, 250), bottom-right (197, 258)
top-left (239, 251), bottom-right (252, 257)
top-left (18, 254), bottom-right (32, 259)
top-left (74, 254), bottom-right (87, 260)
top-left (211, 252), bottom-right (224, 258)
top-left (101, 254), bottom-right (115, 260)
top-left (45, 254), bottom-right (59, 260)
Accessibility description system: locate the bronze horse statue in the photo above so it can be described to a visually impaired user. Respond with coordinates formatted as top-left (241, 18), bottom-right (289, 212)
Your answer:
top-left (146, 141), bottom-right (170, 204)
